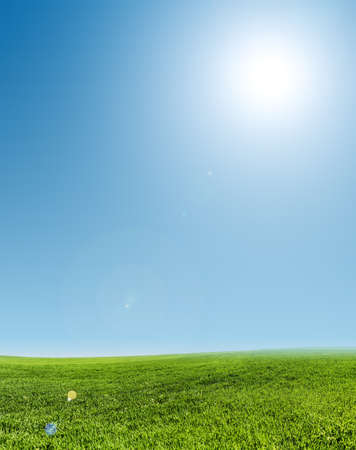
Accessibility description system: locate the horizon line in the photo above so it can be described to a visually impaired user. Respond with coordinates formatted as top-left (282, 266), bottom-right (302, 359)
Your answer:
top-left (1, 346), bottom-right (356, 359)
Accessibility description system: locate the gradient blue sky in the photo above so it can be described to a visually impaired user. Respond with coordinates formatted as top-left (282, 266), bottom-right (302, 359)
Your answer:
top-left (1, 1), bottom-right (356, 356)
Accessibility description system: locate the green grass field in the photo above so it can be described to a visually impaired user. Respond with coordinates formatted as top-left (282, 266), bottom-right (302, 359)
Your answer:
top-left (0, 350), bottom-right (355, 449)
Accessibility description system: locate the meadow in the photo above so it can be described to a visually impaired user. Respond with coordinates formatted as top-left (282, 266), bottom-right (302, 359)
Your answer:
top-left (0, 350), bottom-right (355, 449)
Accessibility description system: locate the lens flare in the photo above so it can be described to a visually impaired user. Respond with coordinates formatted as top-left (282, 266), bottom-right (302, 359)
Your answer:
top-left (67, 390), bottom-right (77, 401)
top-left (44, 423), bottom-right (57, 436)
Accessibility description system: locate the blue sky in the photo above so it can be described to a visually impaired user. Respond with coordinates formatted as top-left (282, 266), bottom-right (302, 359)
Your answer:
top-left (1, 1), bottom-right (356, 356)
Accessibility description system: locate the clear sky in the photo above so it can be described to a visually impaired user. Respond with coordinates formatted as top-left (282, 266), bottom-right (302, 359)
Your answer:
top-left (1, 1), bottom-right (356, 356)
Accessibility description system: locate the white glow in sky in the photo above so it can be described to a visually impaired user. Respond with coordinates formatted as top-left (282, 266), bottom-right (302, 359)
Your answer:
top-left (239, 48), bottom-right (302, 108)
top-left (217, 33), bottom-right (312, 120)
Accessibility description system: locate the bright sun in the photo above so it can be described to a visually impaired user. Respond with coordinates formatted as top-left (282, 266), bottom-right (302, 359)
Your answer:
top-left (222, 37), bottom-right (308, 114)
top-left (242, 49), bottom-right (296, 107)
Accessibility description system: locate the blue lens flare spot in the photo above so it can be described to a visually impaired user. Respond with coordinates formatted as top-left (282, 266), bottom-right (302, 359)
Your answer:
top-left (44, 423), bottom-right (57, 436)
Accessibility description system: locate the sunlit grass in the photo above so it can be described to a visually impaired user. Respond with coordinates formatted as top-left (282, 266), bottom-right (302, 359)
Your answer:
top-left (0, 350), bottom-right (355, 448)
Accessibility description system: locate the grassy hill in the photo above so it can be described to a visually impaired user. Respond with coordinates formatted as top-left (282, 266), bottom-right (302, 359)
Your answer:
top-left (0, 350), bottom-right (355, 449)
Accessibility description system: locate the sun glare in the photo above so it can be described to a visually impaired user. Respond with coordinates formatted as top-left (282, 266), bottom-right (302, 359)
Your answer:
top-left (222, 36), bottom-right (309, 115)
top-left (242, 49), bottom-right (296, 107)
